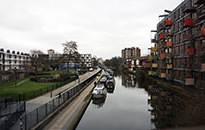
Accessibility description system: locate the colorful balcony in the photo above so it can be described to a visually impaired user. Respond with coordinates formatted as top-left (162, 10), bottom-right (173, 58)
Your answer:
top-left (148, 71), bottom-right (152, 75)
top-left (202, 64), bottom-right (205, 72)
top-left (202, 28), bottom-right (205, 36)
top-left (185, 78), bottom-right (194, 85)
top-left (152, 47), bottom-right (158, 51)
top-left (152, 63), bottom-right (158, 68)
top-left (186, 48), bottom-right (194, 56)
top-left (185, 19), bottom-right (193, 26)
top-left (166, 20), bottom-right (172, 26)
top-left (167, 64), bottom-right (172, 69)
top-left (161, 73), bottom-right (166, 78)
top-left (161, 54), bottom-right (165, 58)
top-left (160, 34), bottom-right (165, 39)
top-left (148, 56), bottom-right (152, 60)
top-left (167, 42), bottom-right (172, 47)
top-left (152, 71), bottom-right (157, 75)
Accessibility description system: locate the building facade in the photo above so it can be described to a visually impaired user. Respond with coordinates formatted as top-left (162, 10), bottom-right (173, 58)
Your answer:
top-left (0, 48), bottom-right (31, 71)
top-left (121, 47), bottom-right (141, 69)
top-left (121, 47), bottom-right (141, 60)
top-left (80, 54), bottom-right (92, 68)
top-left (150, 0), bottom-right (205, 88)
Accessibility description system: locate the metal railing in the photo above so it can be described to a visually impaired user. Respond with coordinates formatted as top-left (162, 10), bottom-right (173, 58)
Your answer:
top-left (9, 69), bottom-right (101, 130)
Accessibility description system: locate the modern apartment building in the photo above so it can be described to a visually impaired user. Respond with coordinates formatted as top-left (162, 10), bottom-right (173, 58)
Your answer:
top-left (150, 0), bottom-right (205, 88)
top-left (0, 48), bottom-right (31, 71)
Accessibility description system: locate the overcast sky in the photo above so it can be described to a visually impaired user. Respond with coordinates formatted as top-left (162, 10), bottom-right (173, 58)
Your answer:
top-left (0, 0), bottom-right (182, 60)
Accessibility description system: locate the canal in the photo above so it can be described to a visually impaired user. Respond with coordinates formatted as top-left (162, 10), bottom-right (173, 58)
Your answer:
top-left (76, 74), bottom-right (155, 130)
top-left (76, 73), bottom-right (205, 130)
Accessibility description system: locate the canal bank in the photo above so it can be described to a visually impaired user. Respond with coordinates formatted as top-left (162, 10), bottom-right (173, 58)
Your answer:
top-left (41, 70), bottom-right (104, 130)
top-left (10, 68), bottom-right (101, 130)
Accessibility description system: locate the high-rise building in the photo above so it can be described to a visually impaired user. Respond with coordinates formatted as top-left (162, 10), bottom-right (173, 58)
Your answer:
top-left (121, 47), bottom-right (141, 60)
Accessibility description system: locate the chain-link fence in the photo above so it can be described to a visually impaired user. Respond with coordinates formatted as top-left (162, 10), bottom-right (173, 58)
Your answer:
top-left (9, 69), bottom-right (101, 130)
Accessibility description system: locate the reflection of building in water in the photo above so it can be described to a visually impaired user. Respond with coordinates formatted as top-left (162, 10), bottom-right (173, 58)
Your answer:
top-left (121, 74), bottom-right (137, 87)
top-left (92, 97), bottom-right (106, 109)
top-left (148, 85), bottom-right (204, 129)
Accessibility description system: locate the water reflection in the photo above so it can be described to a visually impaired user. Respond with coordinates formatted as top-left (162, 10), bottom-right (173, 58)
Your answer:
top-left (147, 84), bottom-right (205, 129)
top-left (76, 73), bottom-right (204, 130)
top-left (92, 97), bottom-right (106, 108)
top-left (107, 87), bottom-right (115, 93)
top-left (121, 74), bottom-right (137, 87)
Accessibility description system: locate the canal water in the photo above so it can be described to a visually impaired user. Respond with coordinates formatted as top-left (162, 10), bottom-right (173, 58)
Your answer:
top-left (76, 74), bottom-right (155, 130)
top-left (76, 73), bottom-right (204, 130)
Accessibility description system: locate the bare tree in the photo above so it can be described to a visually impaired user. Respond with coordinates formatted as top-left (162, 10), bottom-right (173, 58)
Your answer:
top-left (60, 41), bottom-right (79, 72)
top-left (29, 49), bottom-right (46, 75)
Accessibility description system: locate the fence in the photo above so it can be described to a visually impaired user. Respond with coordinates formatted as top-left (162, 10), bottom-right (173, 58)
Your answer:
top-left (0, 75), bottom-right (77, 102)
top-left (0, 101), bottom-right (25, 130)
top-left (8, 69), bottom-right (101, 130)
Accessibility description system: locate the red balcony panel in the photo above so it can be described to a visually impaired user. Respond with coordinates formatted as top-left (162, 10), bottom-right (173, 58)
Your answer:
top-left (185, 19), bottom-right (193, 26)
top-left (160, 34), bottom-right (165, 39)
top-left (166, 20), bottom-right (172, 26)
top-left (186, 48), bottom-right (194, 56)
top-left (161, 54), bottom-right (166, 58)
top-left (202, 28), bottom-right (205, 36)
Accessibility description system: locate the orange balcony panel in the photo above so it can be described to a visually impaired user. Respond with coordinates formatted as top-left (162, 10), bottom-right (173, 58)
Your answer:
top-left (167, 42), bottom-right (172, 47)
top-left (161, 54), bottom-right (165, 58)
top-left (160, 34), bottom-right (165, 39)
top-left (202, 28), bottom-right (205, 36)
top-left (185, 78), bottom-right (194, 85)
top-left (185, 19), bottom-right (193, 26)
top-left (186, 48), bottom-right (194, 56)
top-left (167, 64), bottom-right (172, 69)
top-left (161, 73), bottom-right (166, 78)
top-left (166, 20), bottom-right (172, 26)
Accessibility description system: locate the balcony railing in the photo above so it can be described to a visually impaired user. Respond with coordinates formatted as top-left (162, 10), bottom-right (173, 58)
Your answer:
top-left (152, 63), bottom-right (158, 68)
top-left (166, 20), bottom-right (172, 26)
top-left (161, 54), bottom-right (166, 59)
top-left (167, 64), bottom-right (172, 69)
top-left (167, 42), bottom-right (172, 47)
top-left (186, 48), bottom-right (194, 56)
top-left (185, 19), bottom-right (193, 26)
top-left (185, 78), bottom-right (194, 85)
top-left (161, 73), bottom-right (166, 78)
top-left (202, 28), bottom-right (205, 36)
top-left (152, 47), bottom-right (158, 51)
top-left (160, 34), bottom-right (165, 39)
